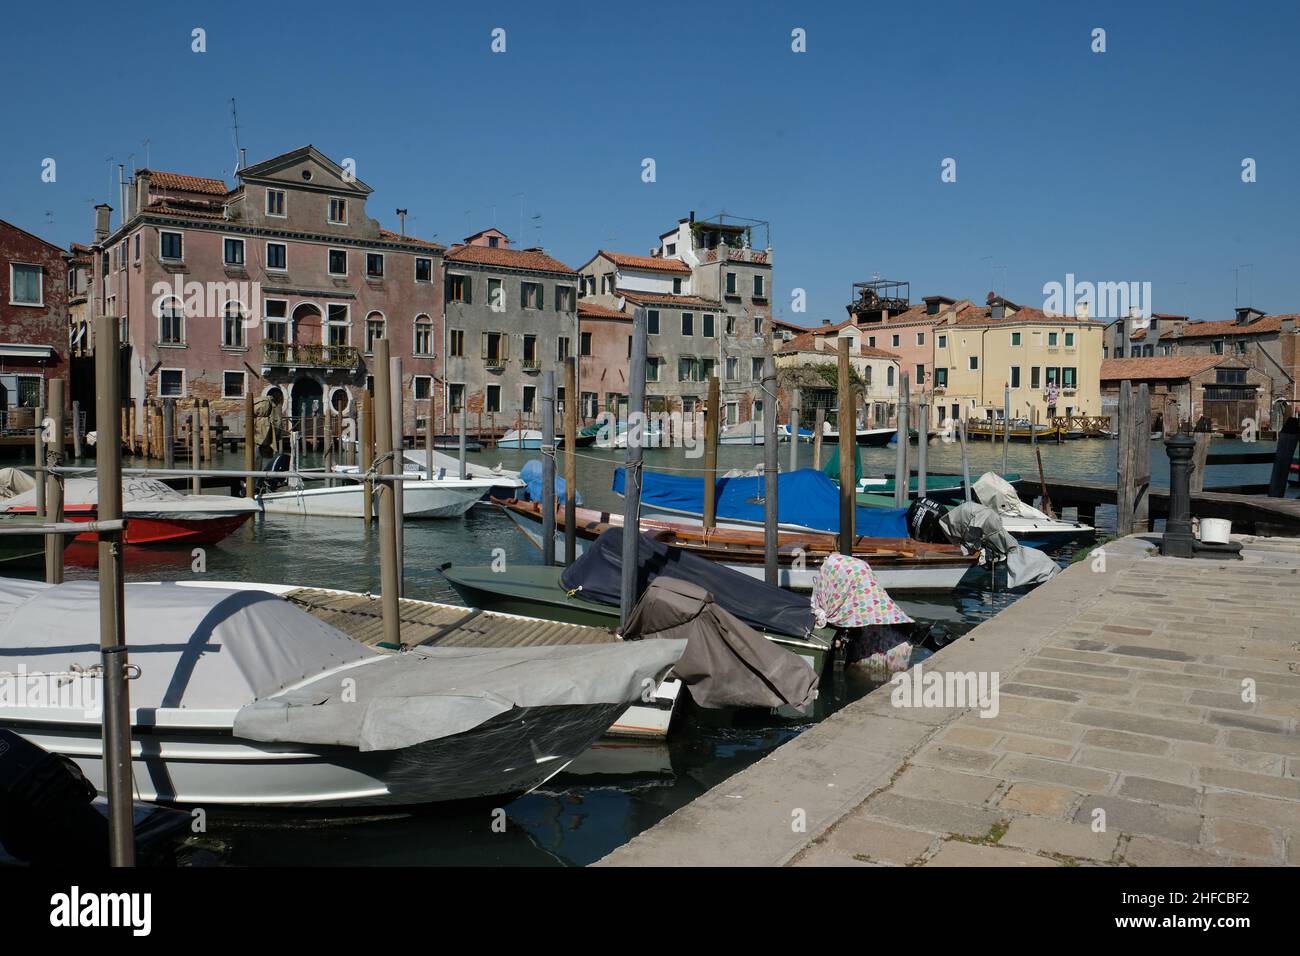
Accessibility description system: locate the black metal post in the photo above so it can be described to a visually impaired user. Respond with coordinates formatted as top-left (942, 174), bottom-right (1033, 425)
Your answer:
top-left (1161, 432), bottom-right (1195, 558)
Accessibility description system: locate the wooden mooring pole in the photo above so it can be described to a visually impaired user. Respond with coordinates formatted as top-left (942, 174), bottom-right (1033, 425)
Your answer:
top-left (390, 356), bottom-right (405, 597)
top-left (45, 380), bottom-right (65, 583)
top-left (1115, 381), bottom-right (1151, 535)
top-left (243, 391), bottom-right (256, 498)
top-left (541, 369), bottom-right (557, 567)
top-left (372, 339), bottom-right (401, 650)
top-left (762, 344), bottom-right (779, 586)
top-left (361, 390), bottom-right (374, 523)
top-left (619, 308), bottom-right (647, 629)
top-left (564, 357), bottom-right (578, 563)
top-left (894, 373), bottom-right (910, 507)
top-left (703, 376), bottom-right (719, 529)
top-left (837, 338), bottom-right (855, 554)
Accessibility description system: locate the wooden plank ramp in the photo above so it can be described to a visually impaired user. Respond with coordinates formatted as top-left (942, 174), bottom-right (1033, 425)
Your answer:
top-left (283, 587), bottom-right (618, 651)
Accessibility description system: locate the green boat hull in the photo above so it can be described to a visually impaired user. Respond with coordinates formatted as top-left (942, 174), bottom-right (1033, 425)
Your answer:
top-left (441, 563), bottom-right (833, 677)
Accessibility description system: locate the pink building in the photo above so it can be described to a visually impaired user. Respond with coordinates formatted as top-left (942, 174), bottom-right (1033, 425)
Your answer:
top-left (90, 145), bottom-right (444, 442)
top-left (0, 219), bottom-right (69, 422)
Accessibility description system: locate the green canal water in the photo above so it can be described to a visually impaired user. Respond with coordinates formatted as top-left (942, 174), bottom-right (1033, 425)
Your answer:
top-left (33, 435), bottom-right (1289, 865)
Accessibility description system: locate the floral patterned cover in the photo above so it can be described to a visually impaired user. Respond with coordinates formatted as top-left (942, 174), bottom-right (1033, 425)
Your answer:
top-left (811, 553), bottom-right (914, 629)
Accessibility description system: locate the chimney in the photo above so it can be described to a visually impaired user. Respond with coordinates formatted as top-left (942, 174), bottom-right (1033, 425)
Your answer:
top-left (1077, 301), bottom-right (1090, 321)
top-left (240, 147), bottom-right (247, 171)
top-left (136, 171), bottom-right (152, 215)
top-left (689, 210), bottom-right (695, 223)
top-left (94, 204), bottom-right (112, 241)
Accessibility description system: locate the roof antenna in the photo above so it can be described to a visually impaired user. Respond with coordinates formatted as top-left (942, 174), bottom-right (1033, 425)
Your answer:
top-left (230, 98), bottom-right (243, 171)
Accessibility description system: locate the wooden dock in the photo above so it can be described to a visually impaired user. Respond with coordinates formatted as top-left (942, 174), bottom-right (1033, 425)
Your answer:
top-left (283, 587), bottom-right (619, 650)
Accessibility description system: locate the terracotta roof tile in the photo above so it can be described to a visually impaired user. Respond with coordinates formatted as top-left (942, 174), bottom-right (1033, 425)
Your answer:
top-left (1100, 356), bottom-right (1225, 381)
top-left (600, 250), bottom-right (691, 274)
top-left (779, 331), bottom-right (900, 360)
top-left (577, 301), bottom-right (628, 320)
top-left (445, 244), bottom-right (575, 274)
top-left (377, 228), bottom-right (444, 250)
top-left (141, 170), bottom-right (228, 195)
top-left (140, 200), bottom-right (228, 221)
top-left (618, 290), bottom-right (721, 309)
top-left (1167, 314), bottom-right (1295, 338)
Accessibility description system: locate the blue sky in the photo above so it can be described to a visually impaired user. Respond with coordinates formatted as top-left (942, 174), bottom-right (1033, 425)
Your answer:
top-left (4, 0), bottom-right (1297, 324)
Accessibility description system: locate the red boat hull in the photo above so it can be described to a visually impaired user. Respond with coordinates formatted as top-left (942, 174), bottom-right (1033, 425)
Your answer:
top-left (7, 506), bottom-right (252, 545)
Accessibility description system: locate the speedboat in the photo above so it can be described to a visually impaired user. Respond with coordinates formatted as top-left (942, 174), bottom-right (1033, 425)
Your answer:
top-left (498, 428), bottom-right (543, 450)
top-left (777, 423), bottom-right (815, 443)
top-left (820, 422), bottom-right (895, 446)
top-left (0, 578), bottom-right (682, 807)
top-left (259, 472), bottom-right (499, 518)
top-left (3, 475), bottom-right (258, 546)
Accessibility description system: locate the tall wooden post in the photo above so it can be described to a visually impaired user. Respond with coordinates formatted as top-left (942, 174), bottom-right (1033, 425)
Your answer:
top-left (763, 346), bottom-right (779, 585)
top-left (390, 357), bottom-right (405, 597)
top-left (788, 387), bottom-right (799, 472)
top-left (1116, 381), bottom-right (1151, 535)
top-left (458, 403), bottom-right (467, 479)
top-left (541, 370), bottom-right (557, 567)
top-left (190, 402), bottom-right (201, 495)
top-left (837, 338), bottom-right (854, 554)
top-left (894, 373), bottom-right (910, 507)
top-left (201, 399), bottom-right (212, 463)
top-left (564, 357), bottom-right (578, 563)
top-left (33, 404), bottom-right (45, 519)
top-left (372, 339), bottom-right (401, 649)
top-left (916, 394), bottom-right (928, 501)
top-left (243, 391), bottom-right (256, 498)
top-left (45, 379), bottom-right (65, 583)
top-left (703, 376), bottom-right (719, 529)
top-left (813, 406), bottom-right (825, 471)
top-left (620, 308), bottom-right (647, 629)
top-left (1002, 386), bottom-right (1011, 476)
top-left (72, 399), bottom-right (84, 458)
top-left (959, 416), bottom-right (972, 501)
top-left (95, 311), bottom-right (133, 866)
top-left (361, 390), bottom-right (374, 523)
top-left (424, 401), bottom-right (434, 478)
top-left (162, 399), bottom-right (175, 469)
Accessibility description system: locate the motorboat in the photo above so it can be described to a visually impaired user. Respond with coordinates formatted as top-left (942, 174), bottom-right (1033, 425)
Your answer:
top-left (0, 578), bottom-right (682, 807)
top-left (3, 475), bottom-right (258, 546)
top-left (258, 472), bottom-right (499, 519)
top-left (498, 428), bottom-right (543, 450)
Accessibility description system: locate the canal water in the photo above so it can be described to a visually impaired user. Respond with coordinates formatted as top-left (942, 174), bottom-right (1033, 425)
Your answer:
top-left (39, 435), bottom-right (1286, 865)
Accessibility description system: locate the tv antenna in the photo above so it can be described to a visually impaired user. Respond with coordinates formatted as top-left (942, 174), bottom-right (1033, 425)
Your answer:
top-left (230, 98), bottom-right (243, 170)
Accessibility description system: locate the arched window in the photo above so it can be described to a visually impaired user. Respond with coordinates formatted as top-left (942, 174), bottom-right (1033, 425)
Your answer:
top-left (887, 366), bottom-right (895, 387)
top-left (414, 314), bottom-right (433, 356)
top-left (157, 295), bottom-right (185, 345)
top-left (365, 311), bottom-right (385, 354)
top-left (222, 300), bottom-right (247, 348)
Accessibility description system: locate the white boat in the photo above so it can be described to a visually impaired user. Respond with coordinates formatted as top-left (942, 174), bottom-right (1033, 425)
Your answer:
top-left (401, 449), bottom-right (525, 492)
top-left (718, 422), bottom-right (765, 445)
top-left (0, 578), bottom-right (682, 807)
top-left (821, 423), bottom-right (895, 447)
top-left (259, 473), bottom-right (498, 518)
top-left (972, 472), bottom-right (1093, 545)
top-left (498, 428), bottom-right (542, 450)
top-left (777, 424), bottom-right (815, 443)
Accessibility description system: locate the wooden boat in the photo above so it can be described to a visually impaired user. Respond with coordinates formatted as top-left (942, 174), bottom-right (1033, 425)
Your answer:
top-left (822, 425), bottom-right (895, 447)
top-left (964, 422), bottom-right (1064, 442)
top-left (495, 498), bottom-right (978, 591)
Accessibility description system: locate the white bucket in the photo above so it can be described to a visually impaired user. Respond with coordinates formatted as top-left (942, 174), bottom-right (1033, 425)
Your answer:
top-left (1199, 518), bottom-right (1232, 544)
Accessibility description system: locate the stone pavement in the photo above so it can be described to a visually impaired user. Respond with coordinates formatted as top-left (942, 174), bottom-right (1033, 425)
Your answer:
top-left (596, 534), bottom-right (1300, 867)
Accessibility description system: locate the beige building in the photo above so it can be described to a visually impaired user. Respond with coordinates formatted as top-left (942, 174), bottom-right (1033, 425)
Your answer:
top-left (775, 322), bottom-right (902, 425)
top-left (933, 299), bottom-right (1107, 424)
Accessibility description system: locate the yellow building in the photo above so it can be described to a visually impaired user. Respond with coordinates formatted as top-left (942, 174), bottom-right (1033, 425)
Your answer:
top-left (932, 299), bottom-right (1106, 424)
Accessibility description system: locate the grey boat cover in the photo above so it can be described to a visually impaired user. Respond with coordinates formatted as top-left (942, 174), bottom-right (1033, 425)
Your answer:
top-left (622, 577), bottom-right (817, 712)
top-left (0, 468), bottom-right (35, 499)
top-left (938, 502), bottom-right (1060, 589)
top-left (2, 477), bottom-right (259, 518)
top-left (0, 579), bottom-right (684, 752)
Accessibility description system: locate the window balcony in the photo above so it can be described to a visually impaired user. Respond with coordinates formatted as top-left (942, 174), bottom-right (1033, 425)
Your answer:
top-left (521, 358), bottom-right (541, 371)
top-left (262, 342), bottom-right (360, 369)
top-left (484, 357), bottom-right (507, 370)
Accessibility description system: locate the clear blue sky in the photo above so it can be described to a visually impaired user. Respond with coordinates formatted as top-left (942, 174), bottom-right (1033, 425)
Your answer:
top-left (4, 0), bottom-right (1296, 325)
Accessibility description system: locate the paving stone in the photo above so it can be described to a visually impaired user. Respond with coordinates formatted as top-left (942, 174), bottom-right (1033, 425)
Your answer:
top-left (1072, 747), bottom-right (1197, 785)
top-left (1102, 625), bottom-right (1154, 637)
top-left (1070, 707), bottom-right (1220, 744)
top-left (1072, 796), bottom-right (1203, 843)
top-left (1207, 819), bottom-right (1277, 860)
top-left (999, 683), bottom-right (1082, 703)
top-left (1002, 816), bottom-right (1118, 861)
top-left (940, 726), bottom-right (1001, 749)
top-left (998, 782), bottom-right (1079, 818)
top-left (1170, 740), bottom-right (1284, 775)
top-left (1225, 729), bottom-right (1300, 758)
top-left (1203, 792), bottom-right (1300, 829)
top-left (891, 766), bottom-right (1001, 806)
top-left (1016, 669), bottom-right (1133, 697)
top-left (1027, 657), bottom-right (1133, 680)
top-left (1187, 689), bottom-right (1255, 712)
top-left (977, 713), bottom-right (1082, 742)
top-left (993, 754), bottom-right (1114, 792)
top-left (923, 840), bottom-right (1058, 867)
top-left (912, 742), bottom-right (1000, 773)
top-left (1117, 776), bottom-right (1200, 807)
top-left (1081, 728), bottom-right (1171, 756)
top-left (1110, 644), bottom-right (1195, 662)
top-left (861, 793), bottom-right (1004, 839)
top-left (1207, 712), bottom-right (1293, 735)
top-left (1136, 684), bottom-right (1190, 703)
top-left (790, 844), bottom-right (878, 867)
top-left (1199, 767), bottom-right (1300, 801)
top-left (808, 813), bottom-right (935, 866)
top-left (997, 734), bottom-right (1075, 760)
top-left (1121, 836), bottom-right (1233, 866)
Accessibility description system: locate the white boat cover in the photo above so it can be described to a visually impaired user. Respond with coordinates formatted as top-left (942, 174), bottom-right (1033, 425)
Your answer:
top-left (973, 472), bottom-right (1052, 522)
top-left (0, 580), bottom-right (373, 710)
top-left (0, 578), bottom-right (685, 752)
top-left (402, 449), bottom-right (524, 487)
top-left (2, 477), bottom-right (258, 518)
top-left (0, 468), bottom-right (35, 499)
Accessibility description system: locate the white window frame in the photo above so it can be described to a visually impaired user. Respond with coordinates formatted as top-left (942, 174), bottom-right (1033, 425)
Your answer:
top-left (412, 375), bottom-right (433, 402)
top-left (222, 300), bottom-right (248, 349)
top-left (159, 367), bottom-right (187, 398)
top-left (265, 241), bottom-right (288, 273)
top-left (413, 314), bottom-right (434, 356)
top-left (158, 230), bottom-right (184, 262)
top-left (266, 188), bottom-right (287, 218)
top-left (328, 197), bottom-right (348, 225)
top-left (8, 262), bottom-right (44, 307)
top-left (327, 248), bottom-right (348, 277)
top-left (263, 298), bottom-right (289, 341)
top-left (414, 256), bottom-right (433, 283)
top-left (968, 356), bottom-right (979, 371)
top-left (157, 295), bottom-right (185, 346)
top-left (223, 370), bottom-right (247, 399)
top-left (364, 311), bottom-right (386, 355)
top-left (366, 253), bottom-right (385, 279)
top-left (326, 303), bottom-right (351, 347)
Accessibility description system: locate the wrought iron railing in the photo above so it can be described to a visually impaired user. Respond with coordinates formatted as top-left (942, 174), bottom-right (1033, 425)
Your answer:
top-left (262, 342), bottom-right (360, 368)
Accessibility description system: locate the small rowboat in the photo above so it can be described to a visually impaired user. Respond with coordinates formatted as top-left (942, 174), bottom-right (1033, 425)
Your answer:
top-left (495, 498), bottom-right (978, 591)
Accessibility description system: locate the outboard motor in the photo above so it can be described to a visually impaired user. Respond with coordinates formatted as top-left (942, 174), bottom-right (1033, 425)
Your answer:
top-left (0, 729), bottom-right (106, 864)
top-left (255, 452), bottom-right (292, 495)
top-left (906, 496), bottom-right (949, 543)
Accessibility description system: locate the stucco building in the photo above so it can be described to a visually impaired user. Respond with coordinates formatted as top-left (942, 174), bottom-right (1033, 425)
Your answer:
top-left (0, 219), bottom-right (69, 423)
top-left (88, 145), bottom-right (444, 440)
top-left (1100, 355), bottom-right (1277, 434)
top-left (440, 229), bottom-right (578, 432)
top-left (775, 324), bottom-right (901, 426)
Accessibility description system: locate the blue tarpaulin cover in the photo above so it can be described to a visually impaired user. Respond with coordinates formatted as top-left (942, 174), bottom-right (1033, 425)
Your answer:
top-left (519, 459), bottom-right (581, 506)
top-left (613, 467), bottom-right (909, 538)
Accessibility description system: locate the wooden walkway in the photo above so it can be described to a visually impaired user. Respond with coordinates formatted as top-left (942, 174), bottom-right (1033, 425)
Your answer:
top-left (283, 587), bottom-right (618, 650)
